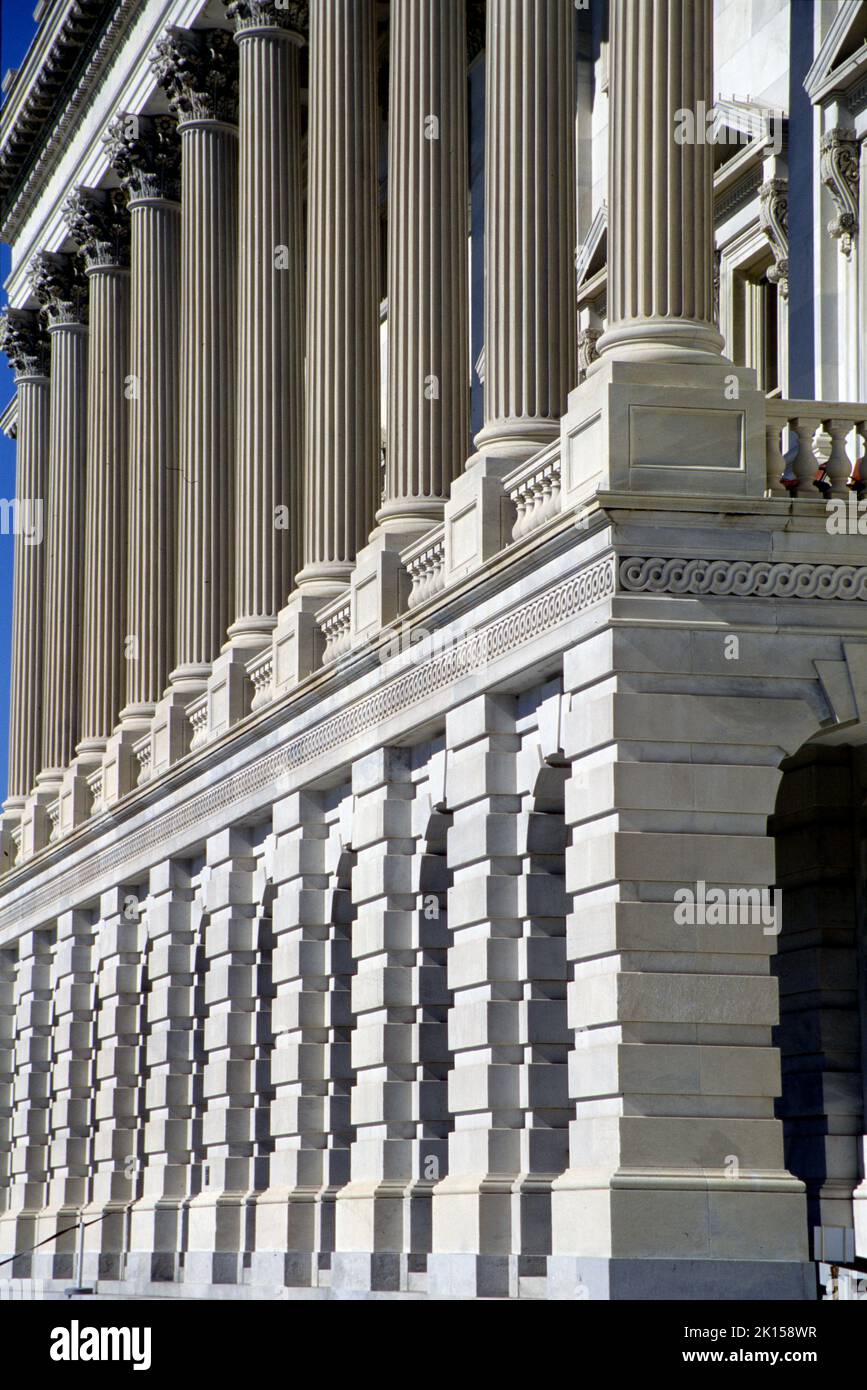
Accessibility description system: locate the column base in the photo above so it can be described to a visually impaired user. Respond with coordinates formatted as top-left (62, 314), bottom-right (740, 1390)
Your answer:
top-left (559, 357), bottom-right (767, 508)
top-left (426, 1253), bottom-right (531, 1299)
top-left (546, 1256), bottom-right (817, 1301)
top-left (272, 590), bottom-right (330, 697)
top-left (146, 688), bottom-right (198, 779)
top-left (203, 638), bottom-right (263, 744)
top-left (442, 453), bottom-right (518, 587)
top-left (19, 781), bottom-right (61, 859)
top-left (101, 718), bottom-right (153, 806)
top-left (58, 750), bottom-right (103, 835)
top-left (1, 797), bottom-right (25, 872)
top-left (350, 528), bottom-right (435, 650)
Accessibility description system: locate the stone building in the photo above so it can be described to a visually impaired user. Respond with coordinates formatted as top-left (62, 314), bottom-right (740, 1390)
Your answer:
top-left (0, 0), bottom-right (865, 1301)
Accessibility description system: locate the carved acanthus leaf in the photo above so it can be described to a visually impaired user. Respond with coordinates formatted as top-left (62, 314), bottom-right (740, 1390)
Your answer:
top-left (104, 113), bottom-right (182, 202)
top-left (0, 308), bottom-right (50, 377)
top-left (63, 187), bottom-right (130, 268)
top-left (28, 251), bottom-right (89, 327)
top-left (151, 27), bottom-right (239, 125)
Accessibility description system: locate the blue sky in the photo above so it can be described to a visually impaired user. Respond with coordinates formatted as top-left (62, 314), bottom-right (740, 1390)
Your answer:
top-left (0, 2), bottom-right (43, 798)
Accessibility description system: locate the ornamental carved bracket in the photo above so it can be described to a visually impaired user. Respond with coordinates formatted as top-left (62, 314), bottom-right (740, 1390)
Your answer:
top-left (577, 327), bottom-right (601, 380)
top-left (28, 251), bottom-right (89, 327)
top-left (104, 113), bottom-right (181, 203)
top-left (63, 187), bottom-right (130, 268)
top-left (821, 127), bottom-right (860, 257)
top-left (226, 0), bottom-right (308, 36)
top-left (0, 308), bottom-right (50, 377)
top-left (151, 27), bottom-right (239, 125)
top-left (759, 177), bottom-right (789, 299)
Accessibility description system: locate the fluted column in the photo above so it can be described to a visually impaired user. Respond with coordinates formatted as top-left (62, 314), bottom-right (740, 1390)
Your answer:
top-left (297, 0), bottom-right (379, 597)
top-left (63, 190), bottom-right (130, 754)
top-left (474, 0), bottom-right (576, 464)
top-left (152, 28), bottom-right (239, 691)
top-left (599, 0), bottom-right (723, 361)
top-left (380, 0), bottom-right (468, 537)
top-left (29, 253), bottom-right (88, 785)
top-left (0, 311), bottom-right (49, 810)
top-left (105, 116), bottom-right (181, 723)
top-left (228, 0), bottom-right (306, 640)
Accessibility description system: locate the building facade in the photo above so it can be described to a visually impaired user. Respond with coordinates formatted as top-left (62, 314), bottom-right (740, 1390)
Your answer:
top-left (0, 0), bottom-right (866, 1300)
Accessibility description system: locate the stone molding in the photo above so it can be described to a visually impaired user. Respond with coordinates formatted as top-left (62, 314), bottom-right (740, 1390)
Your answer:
top-left (620, 556), bottom-right (867, 601)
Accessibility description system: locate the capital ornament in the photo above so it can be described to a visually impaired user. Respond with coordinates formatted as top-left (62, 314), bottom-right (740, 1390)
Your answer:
top-left (821, 128), bottom-right (860, 258)
top-left (63, 187), bottom-right (130, 268)
top-left (759, 178), bottom-right (789, 299)
top-left (226, 0), bottom-right (308, 36)
top-left (104, 113), bottom-right (182, 202)
top-left (0, 307), bottom-right (50, 377)
top-left (28, 251), bottom-right (89, 327)
top-left (151, 27), bottom-right (239, 125)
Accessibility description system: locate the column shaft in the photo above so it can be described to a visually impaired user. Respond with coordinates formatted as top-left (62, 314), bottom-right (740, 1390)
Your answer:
top-left (601, 0), bottom-right (722, 359)
top-left (175, 122), bottom-right (238, 680)
top-left (299, 0), bottom-right (379, 592)
top-left (0, 309), bottom-right (50, 804)
top-left (381, 0), bottom-right (468, 534)
top-left (125, 198), bottom-right (180, 711)
top-left (476, 0), bottom-right (576, 461)
top-left (80, 268), bottom-right (129, 744)
top-left (232, 10), bottom-right (305, 635)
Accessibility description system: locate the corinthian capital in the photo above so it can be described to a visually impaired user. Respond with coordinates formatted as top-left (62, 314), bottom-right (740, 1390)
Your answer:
top-left (0, 308), bottom-right (50, 377)
top-left (104, 113), bottom-right (182, 202)
top-left (821, 128), bottom-right (860, 258)
top-left (28, 252), bottom-right (89, 327)
top-left (63, 187), bottom-right (130, 269)
top-left (226, 0), bottom-right (308, 36)
top-left (151, 27), bottom-right (239, 124)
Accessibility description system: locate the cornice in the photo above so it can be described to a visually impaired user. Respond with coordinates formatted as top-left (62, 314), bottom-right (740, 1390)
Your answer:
top-left (0, 0), bottom-right (146, 239)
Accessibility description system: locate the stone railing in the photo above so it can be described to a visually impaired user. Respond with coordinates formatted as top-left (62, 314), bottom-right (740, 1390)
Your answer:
top-left (765, 399), bottom-right (867, 499)
top-left (188, 694), bottom-right (209, 751)
top-left (247, 648), bottom-right (273, 713)
top-left (134, 732), bottom-right (151, 786)
top-left (504, 441), bottom-right (562, 540)
top-left (403, 525), bottom-right (445, 610)
top-left (87, 766), bottom-right (104, 816)
top-left (47, 799), bottom-right (60, 844)
top-left (318, 593), bottom-right (352, 664)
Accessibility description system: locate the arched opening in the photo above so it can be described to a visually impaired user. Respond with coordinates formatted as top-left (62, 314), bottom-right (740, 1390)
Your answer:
top-left (771, 744), bottom-right (867, 1283)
